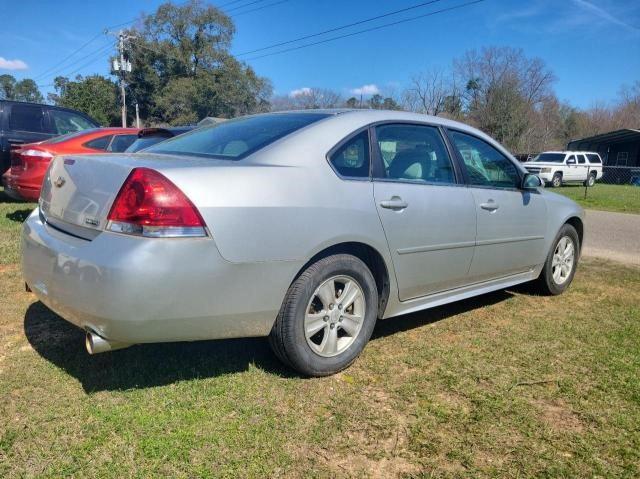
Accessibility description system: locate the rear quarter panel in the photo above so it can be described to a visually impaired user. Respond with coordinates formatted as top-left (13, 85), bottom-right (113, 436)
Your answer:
top-left (163, 159), bottom-right (391, 265)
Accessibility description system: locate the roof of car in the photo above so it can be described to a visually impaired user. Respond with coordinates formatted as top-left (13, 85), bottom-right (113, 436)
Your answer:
top-left (538, 151), bottom-right (601, 155)
top-left (138, 126), bottom-right (195, 137)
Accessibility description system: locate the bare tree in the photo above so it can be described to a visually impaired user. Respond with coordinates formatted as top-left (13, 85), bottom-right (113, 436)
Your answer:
top-left (402, 69), bottom-right (451, 116)
top-left (271, 88), bottom-right (343, 111)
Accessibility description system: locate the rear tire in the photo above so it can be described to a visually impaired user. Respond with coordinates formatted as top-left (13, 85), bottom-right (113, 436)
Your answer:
top-left (551, 173), bottom-right (562, 188)
top-left (269, 254), bottom-right (378, 376)
top-left (531, 224), bottom-right (579, 296)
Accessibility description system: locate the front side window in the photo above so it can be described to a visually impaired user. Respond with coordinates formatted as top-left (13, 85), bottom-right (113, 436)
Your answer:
top-left (449, 131), bottom-right (520, 189)
top-left (49, 109), bottom-right (95, 134)
top-left (329, 131), bottom-right (370, 178)
top-left (9, 105), bottom-right (46, 132)
top-left (145, 113), bottom-right (330, 160)
top-left (374, 124), bottom-right (455, 183)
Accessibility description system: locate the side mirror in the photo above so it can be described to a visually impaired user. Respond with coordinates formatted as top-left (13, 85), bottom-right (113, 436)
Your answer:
top-left (566, 158), bottom-right (576, 165)
top-left (522, 173), bottom-right (543, 190)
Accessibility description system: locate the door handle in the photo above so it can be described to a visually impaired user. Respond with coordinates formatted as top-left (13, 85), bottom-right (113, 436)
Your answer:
top-left (380, 197), bottom-right (408, 210)
top-left (480, 200), bottom-right (499, 211)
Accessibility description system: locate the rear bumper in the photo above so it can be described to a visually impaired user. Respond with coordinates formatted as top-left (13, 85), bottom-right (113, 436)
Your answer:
top-left (22, 209), bottom-right (300, 344)
top-left (2, 171), bottom-right (41, 201)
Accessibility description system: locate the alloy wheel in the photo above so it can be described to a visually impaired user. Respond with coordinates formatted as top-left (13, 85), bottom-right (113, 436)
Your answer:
top-left (552, 236), bottom-right (575, 285)
top-left (304, 275), bottom-right (366, 357)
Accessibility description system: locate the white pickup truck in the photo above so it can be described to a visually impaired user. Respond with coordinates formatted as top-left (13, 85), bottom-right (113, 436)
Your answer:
top-left (524, 151), bottom-right (604, 187)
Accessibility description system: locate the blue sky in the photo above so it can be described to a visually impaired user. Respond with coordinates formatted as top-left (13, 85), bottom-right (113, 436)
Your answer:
top-left (1, 0), bottom-right (639, 108)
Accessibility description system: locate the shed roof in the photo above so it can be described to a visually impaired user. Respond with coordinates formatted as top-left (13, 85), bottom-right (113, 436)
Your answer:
top-left (568, 129), bottom-right (640, 149)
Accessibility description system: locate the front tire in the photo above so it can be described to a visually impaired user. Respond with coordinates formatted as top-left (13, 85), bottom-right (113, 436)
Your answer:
top-left (269, 254), bottom-right (378, 376)
top-left (551, 173), bottom-right (562, 188)
top-left (584, 172), bottom-right (596, 187)
top-left (532, 224), bottom-right (579, 295)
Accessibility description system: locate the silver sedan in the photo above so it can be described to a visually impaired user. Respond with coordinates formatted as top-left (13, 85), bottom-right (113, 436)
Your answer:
top-left (22, 110), bottom-right (583, 375)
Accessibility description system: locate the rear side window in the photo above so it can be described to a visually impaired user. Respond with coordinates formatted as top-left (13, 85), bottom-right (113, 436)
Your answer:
top-left (145, 113), bottom-right (330, 160)
top-left (9, 105), bottom-right (46, 132)
top-left (84, 135), bottom-right (113, 151)
top-left (578, 155), bottom-right (586, 164)
top-left (50, 109), bottom-right (95, 134)
top-left (587, 154), bottom-right (602, 164)
top-left (107, 134), bottom-right (138, 152)
top-left (329, 131), bottom-right (370, 178)
top-left (374, 124), bottom-right (455, 183)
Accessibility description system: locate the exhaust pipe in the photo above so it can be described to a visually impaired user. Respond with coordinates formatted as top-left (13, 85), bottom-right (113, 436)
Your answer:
top-left (85, 330), bottom-right (132, 354)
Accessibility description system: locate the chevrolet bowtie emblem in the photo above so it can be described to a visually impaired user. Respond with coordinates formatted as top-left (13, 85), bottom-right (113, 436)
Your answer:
top-left (54, 176), bottom-right (66, 188)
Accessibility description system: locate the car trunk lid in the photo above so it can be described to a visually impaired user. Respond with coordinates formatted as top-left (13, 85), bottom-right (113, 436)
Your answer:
top-left (39, 152), bottom-right (236, 240)
top-left (40, 155), bottom-right (137, 239)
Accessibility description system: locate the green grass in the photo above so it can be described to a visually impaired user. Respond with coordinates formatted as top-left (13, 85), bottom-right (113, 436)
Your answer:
top-left (1, 196), bottom-right (639, 477)
top-left (553, 184), bottom-right (640, 214)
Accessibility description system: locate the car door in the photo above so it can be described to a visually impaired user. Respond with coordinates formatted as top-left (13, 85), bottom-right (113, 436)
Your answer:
top-left (6, 102), bottom-right (54, 147)
top-left (372, 123), bottom-right (476, 301)
top-left (447, 130), bottom-right (547, 282)
top-left (576, 154), bottom-right (589, 180)
top-left (564, 154), bottom-right (579, 181)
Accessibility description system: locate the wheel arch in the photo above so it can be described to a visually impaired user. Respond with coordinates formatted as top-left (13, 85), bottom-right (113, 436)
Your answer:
top-left (565, 216), bottom-right (584, 253)
top-left (293, 242), bottom-right (391, 318)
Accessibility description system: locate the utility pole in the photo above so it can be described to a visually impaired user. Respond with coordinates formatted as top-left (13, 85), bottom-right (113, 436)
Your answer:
top-left (107, 29), bottom-right (133, 128)
top-left (118, 31), bottom-right (127, 128)
top-left (135, 102), bottom-right (140, 128)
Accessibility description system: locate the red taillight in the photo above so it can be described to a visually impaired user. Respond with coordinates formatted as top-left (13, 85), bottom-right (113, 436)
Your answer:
top-left (107, 168), bottom-right (206, 237)
top-left (17, 149), bottom-right (53, 169)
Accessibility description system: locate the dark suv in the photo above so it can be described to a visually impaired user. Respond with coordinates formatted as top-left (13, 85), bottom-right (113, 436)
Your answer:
top-left (0, 100), bottom-right (99, 174)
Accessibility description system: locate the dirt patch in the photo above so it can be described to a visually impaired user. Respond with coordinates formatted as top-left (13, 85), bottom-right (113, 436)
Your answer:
top-left (532, 398), bottom-right (585, 433)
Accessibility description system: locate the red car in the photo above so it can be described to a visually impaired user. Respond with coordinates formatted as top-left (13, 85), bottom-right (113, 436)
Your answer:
top-left (2, 127), bottom-right (139, 202)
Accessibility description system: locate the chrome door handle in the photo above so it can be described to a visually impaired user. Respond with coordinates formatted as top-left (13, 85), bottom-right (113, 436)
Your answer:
top-left (380, 197), bottom-right (408, 210)
top-left (480, 201), bottom-right (499, 211)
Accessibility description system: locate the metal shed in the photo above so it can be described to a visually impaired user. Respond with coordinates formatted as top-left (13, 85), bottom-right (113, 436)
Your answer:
top-left (567, 129), bottom-right (640, 167)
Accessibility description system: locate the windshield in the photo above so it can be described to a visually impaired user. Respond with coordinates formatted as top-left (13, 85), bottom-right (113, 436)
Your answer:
top-left (532, 153), bottom-right (566, 163)
top-left (145, 113), bottom-right (330, 160)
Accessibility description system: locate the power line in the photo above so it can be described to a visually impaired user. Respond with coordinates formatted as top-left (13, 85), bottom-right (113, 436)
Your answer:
top-left (35, 40), bottom-right (114, 86)
top-left (236, 0), bottom-right (446, 57)
top-left (32, 32), bottom-right (104, 81)
top-left (32, 0), bottom-right (288, 85)
top-left (224, 0), bottom-right (271, 14)
top-left (37, 42), bottom-right (116, 88)
top-left (244, 0), bottom-right (486, 61)
top-left (232, 0), bottom-right (290, 17)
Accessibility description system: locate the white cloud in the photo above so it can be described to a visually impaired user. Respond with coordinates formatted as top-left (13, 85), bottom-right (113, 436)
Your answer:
top-left (571, 0), bottom-right (640, 33)
top-left (289, 87), bottom-right (312, 97)
top-left (350, 84), bottom-right (380, 96)
top-left (0, 57), bottom-right (28, 70)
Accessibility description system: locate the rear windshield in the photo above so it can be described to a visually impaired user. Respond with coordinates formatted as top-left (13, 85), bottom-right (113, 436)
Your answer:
top-left (532, 153), bottom-right (566, 163)
top-left (145, 113), bottom-right (330, 160)
top-left (587, 154), bottom-right (602, 164)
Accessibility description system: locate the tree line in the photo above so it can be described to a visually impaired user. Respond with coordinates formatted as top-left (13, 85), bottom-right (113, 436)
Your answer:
top-left (1, 0), bottom-right (638, 154)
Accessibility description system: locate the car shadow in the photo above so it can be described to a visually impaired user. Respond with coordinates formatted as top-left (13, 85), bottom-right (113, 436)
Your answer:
top-left (0, 190), bottom-right (28, 204)
top-left (24, 290), bottom-right (513, 393)
top-left (6, 209), bottom-right (33, 223)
